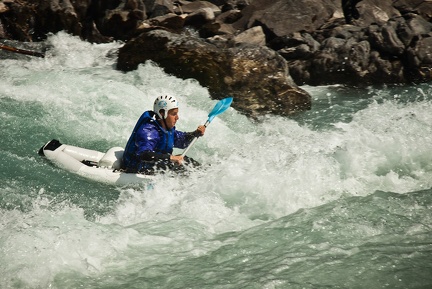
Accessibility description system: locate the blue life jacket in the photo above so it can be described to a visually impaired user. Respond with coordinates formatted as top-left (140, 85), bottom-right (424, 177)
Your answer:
top-left (122, 110), bottom-right (191, 172)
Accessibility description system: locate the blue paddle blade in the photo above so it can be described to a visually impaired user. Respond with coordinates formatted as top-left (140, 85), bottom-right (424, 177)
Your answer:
top-left (208, 97), bottom-right (233, 123)
top-left (181, 97), bottom-right (233, 157)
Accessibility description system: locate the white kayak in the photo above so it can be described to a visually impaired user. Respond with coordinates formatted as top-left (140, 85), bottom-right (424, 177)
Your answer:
top-left (38, 139), bottom-right (155, 186)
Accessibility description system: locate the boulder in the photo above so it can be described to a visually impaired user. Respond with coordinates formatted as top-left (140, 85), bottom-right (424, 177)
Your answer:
top-left (175, 1), bottom-right (221, 15)
top-left (35, 0), bottom-right (86, 40)
top-left (142, 13), bottom-right (186, 32)
top-left (231, 26), bottom-right (266, 46)
top-left (368, 20), bottom-right (405, 56)
top-left (144, 0), bottom-right (175, 17)
top-left (1, 0), bottom-right (432, 112)
top-left (232, 0), bottom-right (339, 37)
top-left (393, 0), bottom-right (432, 21)
top-left (198, 9), bottom-right (241, 37)
top-left (406, 35), bottom-right (432, 82)
top-left (353, 0), bottom-right (400, 27)
top-left (97, 0), bottom-right (146, 40)
top-left (185, 8), bottom-right (216, 28)
top-left (117, 29), bottom-right (311, 117)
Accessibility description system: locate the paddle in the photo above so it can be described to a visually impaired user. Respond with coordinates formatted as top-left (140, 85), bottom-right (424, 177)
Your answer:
top-left (0, 43), bottom-right (45, 58)
top-left (181, 97), bottom-right (233, 157)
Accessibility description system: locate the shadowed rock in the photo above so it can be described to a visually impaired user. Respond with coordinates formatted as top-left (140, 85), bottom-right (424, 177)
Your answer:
top-left (1, 0), bottom-right (432, 114)
top-left (117, 29), bottom-right (311, 117)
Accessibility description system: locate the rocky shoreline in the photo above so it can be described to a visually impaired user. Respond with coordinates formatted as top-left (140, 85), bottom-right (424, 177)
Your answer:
top-left (1, 0), bottom-right (431, 117)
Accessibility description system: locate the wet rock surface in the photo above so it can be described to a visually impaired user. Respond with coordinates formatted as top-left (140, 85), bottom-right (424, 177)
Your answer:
top-left (1, 0), bottom-right (431, 117)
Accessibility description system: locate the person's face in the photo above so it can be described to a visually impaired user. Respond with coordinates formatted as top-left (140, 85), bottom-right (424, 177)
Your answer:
top-left (163, 108), bottom-right (179, 129)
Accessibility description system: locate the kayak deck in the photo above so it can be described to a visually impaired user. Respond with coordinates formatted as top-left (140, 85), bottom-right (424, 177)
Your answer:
top-left (39, 139), bottom-right (155, 186)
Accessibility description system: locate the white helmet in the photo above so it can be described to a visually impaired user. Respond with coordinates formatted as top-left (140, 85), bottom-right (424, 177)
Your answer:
top-left (153, 95), bottom-right (179, 119)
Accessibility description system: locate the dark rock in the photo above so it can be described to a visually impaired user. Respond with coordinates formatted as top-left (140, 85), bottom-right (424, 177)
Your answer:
top-left (325, 25), bottom-right (364, 40)
top-left (175, 1), bottom-right (221, 14)
top-left (354, 0), bottom-right (400, 27)
top-left (341, 0), bottom-right (362, 24)
top-left (117, 29), bottom-right (311, 117)
top-left (288, 60), bottom-right (311, 85)
top-left (144, 13), bottom-right (186, 32)
top-left (198, 9), bottom-right (241, 37)
top-left (205, 0), bottom-right (229, 6)
top-left (0, 0), bottom-right (36, 41)
top-left (2, 0), bottom-right (432, 117)
top-left (216, 9), bottom-right (242, 24)
top-left (233, 0), bottom-right (339, 40)
top-left (279, 44), bottom-right (313, 60)
top-left (221, 0), bottom-right (250, 12)
top-left (146, 0), bottom-right (175, 17)
top-left (393, 0), bottom-right (432, 20)
top-left (35, 0), bottom-right (83, 39)
top-left (368, 50), bottom-right (405, 83)
top-left (405, 13), bottom-right (432, 35)
top-left (231, 26), bottom-right (265, 46)
top-left (406, 35), bottom-right (432, 82)
top-left (369, 20), bottom-right (405, 56)
top-left (185, 8), bottom-right (216, 28)
top-left (98, 1), bottom-right (146, 41)
top-left (348, 40), bottom-right (371, 76)
top-left (269, 32), bottom-right (320, 52)
top-left (200, 21), bottom-right (237, 38)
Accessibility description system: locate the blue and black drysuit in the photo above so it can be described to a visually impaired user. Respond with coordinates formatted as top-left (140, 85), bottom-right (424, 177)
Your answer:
top-left (122, 111), bottom-right (199, 173)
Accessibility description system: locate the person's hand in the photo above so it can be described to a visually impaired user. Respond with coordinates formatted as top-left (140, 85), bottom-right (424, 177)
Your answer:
top-left (170, 154), bottom-right (184, 165)
top-left (195, 125), bottom-right (206, 136)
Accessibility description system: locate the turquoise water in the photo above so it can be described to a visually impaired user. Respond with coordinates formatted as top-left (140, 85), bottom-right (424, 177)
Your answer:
top-left (1, 32), bottom-right (432, 288)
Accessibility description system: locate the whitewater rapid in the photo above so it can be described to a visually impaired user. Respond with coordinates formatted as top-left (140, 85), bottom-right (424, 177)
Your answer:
top-left (1, 32), bottom-right (431, 288)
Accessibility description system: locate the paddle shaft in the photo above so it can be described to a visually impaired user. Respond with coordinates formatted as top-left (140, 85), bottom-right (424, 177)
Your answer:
top-left (180, 97), bottom-right (232, 157)
top-left (181, 120), bottom-right (210, 157)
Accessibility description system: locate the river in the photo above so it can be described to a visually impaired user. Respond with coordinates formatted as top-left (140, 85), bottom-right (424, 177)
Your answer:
top-left (1, 32), bottom-right (431, 289)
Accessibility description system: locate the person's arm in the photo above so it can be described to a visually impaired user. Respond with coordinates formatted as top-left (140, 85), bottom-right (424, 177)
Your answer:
top-left (175, 125), bottom-right (206, 149)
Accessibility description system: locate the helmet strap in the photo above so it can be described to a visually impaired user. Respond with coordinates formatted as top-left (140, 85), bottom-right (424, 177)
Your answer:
top-left (159, 109), bottom-right (169, 129)
top-left (162, 118), bottom-right (168, 130)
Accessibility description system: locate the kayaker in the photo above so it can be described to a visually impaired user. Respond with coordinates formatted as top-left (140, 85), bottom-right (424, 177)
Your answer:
top-left (122, 95), bottom-right (206, 174)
